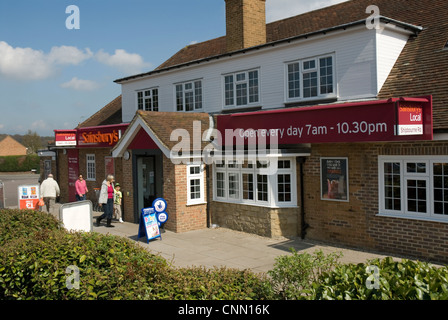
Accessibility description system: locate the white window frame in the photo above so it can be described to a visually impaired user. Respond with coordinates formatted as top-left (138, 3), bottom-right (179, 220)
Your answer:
top-left (213, 158), bottom-right (297, 208)
top-left (223, 68), bottom-right (260, 109)
top-left (378, 156), bottom-right (448, 223)
top-left (187, 163), bottom-right (205, 206)
top-left (136, 88), bottom-right (159, 111)
top-left (285, 54), bottom-right (336, 103)
top-left (86, 154), bottom-right (96, 181)
top-left (175, 80), bottom-right (203, 112)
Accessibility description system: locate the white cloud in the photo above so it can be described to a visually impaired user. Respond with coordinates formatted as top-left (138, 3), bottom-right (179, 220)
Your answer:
top-left (60, 77), bottom-right (100, 91)
top-left (0, 124), bottom-right (4, 130)
top-left (0, 41), bottom-right (150, 80)
top-left (30, 119), bottom-right (48, 131)
top-left (266, 0), bottom-right (349, 22)
top-left (95, 49), bottom-right (151, 74)
top-left (0, 41), bottom-right (92, 80)
top-left (48, 46), bottom-right (93, 65)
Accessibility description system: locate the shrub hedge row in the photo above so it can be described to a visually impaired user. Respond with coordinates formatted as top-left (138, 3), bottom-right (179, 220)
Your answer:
top-left (0, 155), bottom-right (40, 172)
top-left (0, 209), bottom-right (270, 300)
top-left (1, 209), bottom-right (447, 300)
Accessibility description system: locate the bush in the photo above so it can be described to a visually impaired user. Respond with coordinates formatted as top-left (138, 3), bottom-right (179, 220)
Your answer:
top-left (267, 249), bottom-right (342, 300)
top-left (0, 209), bottom-right (271, 300)
top-left (312, 257), bottom-right (448, 300)
top-left (0, 155), bottom-right (40, 172)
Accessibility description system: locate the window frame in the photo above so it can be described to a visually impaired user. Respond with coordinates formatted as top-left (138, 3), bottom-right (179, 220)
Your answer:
top-left (187, 162), bottom-right (205, 206)
top-left (175, 80), bottom-right (203, 112)
top-left (378, 156), bottom-right (448, 223)
top-left (213, 158), bottom-right (297, 208)
top-left (223, 68), bottom-right (260, 109)
top-left (86, 154), bottom-right (96, 181)
top-left (285, 54), bottom-right (336, 103)
top-left (136, 88), bottom-right (159, 112)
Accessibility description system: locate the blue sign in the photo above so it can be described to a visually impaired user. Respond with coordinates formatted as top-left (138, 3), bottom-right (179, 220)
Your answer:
top-left (157, 212), bottom-right (168, 224)
top-left (153, 198), bottom-right (167, 213)
top-left (138, 198), bottom-right (169, 243)
top-left (138, 207), bottom-right (161, 243)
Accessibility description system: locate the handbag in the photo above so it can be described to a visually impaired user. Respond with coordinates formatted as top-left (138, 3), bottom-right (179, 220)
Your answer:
top-left (38, 198), bottom-right (45, 207)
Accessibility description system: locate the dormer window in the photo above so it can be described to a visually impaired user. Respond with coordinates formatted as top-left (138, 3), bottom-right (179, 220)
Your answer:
top-left (286, 54), bottom-right (335, 102)
top-left (137, 88), bottom-right (159, 111)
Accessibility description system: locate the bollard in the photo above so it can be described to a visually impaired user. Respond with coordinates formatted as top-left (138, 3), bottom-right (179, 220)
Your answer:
top-left (0, 181), bottom-right (4, 209)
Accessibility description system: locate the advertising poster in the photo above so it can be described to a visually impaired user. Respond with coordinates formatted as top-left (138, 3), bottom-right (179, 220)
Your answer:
top-left (321, 158), bottom-right (349, 202)
top-left (138, 207), bottom-right (161, 243)
top-left (18, 185), bottom-right (40, 210)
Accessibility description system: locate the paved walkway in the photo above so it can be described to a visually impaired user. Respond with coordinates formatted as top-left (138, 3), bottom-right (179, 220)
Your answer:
top-left (91, 214), bottom-right (402, 274)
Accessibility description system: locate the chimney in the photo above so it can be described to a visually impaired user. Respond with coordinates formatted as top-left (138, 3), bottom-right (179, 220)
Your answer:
top-left (225, 0), bottom-right (267, 52)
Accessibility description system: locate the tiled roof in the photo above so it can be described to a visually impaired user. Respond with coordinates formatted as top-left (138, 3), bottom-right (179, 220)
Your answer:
top-left (137, 110), bottom-right (212, 151)
top-left (0, 135), bottom-right (27, 156)
top-left (77, 95), bottom-right (123, 128)
top-left (154, 0), bottom-right (448, 130)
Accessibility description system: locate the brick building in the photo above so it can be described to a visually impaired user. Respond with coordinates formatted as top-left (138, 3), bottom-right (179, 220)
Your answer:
top-left (52, 0), bottom-right (448, 264)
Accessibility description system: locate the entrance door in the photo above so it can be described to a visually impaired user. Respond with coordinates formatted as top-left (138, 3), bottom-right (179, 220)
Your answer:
top-left (137, 156), bottom-right (157, 213)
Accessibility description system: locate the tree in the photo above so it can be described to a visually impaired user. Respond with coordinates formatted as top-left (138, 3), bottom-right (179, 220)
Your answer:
top-left (22, 130), bottom-right (42, 154)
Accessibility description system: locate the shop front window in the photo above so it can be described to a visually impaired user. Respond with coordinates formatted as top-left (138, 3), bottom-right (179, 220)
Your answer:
top-left (213, 158), bottom-right (296, 207)
top-left (379, 156), bottom-right (448, 221)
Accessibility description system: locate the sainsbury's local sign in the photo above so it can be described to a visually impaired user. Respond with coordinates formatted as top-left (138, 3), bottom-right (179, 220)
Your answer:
top-left (77, 124), bottom-right (129, 148)
top-left (217, 96), bottom-right (432, 146)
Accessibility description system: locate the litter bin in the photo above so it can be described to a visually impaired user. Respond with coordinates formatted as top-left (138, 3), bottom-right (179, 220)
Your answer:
top-left (0, 181), bottom-right (4, 209)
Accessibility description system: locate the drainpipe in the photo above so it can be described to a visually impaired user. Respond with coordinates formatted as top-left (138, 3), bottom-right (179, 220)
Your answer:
top-left (205, 113), bottom-right (215, 229)
top-left (297, 157), bottom-right (309, 239)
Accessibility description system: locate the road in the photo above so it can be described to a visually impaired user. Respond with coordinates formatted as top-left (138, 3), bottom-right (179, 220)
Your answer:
top-left (0, 173), bottom-right (40, 208)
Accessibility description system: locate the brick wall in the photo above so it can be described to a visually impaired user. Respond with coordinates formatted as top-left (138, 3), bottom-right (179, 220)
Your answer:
top-left (304, 141), bottom-right (448, 264)
top-left (56, 150), bottom-right (68, 203)
top-left (163, 157), bottom-right (208, 233)
top-left (211, 201), bottom-right (298, 238)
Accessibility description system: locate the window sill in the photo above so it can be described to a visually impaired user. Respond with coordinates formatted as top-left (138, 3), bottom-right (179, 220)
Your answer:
top-left (376, 212), bottom-right (448, 224)
top-left (186, 201), bottom-right (207, 207)
top-left (221, 105), bottom-right (262, 114)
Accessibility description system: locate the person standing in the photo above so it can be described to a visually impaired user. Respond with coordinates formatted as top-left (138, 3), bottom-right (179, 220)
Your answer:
top-left (96, 174), bottom-right (115, 228)
top-left (40, 174), bottom-right (60, 214)
top-left (114, 183), bottom-right (123, 223)
top-left (75, 174), bottom-right (88, 201)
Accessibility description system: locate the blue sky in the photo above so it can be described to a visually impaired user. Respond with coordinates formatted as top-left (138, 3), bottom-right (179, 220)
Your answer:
top-left (0, 0), bottom-right (347, 136)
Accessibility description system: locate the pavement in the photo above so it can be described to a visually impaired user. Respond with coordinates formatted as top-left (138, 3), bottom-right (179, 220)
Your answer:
top-left (89, 211), bottom-right (404, 274)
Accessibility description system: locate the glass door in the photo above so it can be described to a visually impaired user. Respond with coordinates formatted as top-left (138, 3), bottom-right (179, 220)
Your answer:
top-left (137, 156), bottom-right (157, 213)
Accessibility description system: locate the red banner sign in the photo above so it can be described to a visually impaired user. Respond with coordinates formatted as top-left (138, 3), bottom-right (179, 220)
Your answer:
top-left (217, 97), bottom-right (432, 146)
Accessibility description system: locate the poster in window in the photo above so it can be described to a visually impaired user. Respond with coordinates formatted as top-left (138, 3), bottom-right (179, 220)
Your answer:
top-left (321, 158), bottom-right (349, 201)
top-left (105, 156), bottom-right (115, 177)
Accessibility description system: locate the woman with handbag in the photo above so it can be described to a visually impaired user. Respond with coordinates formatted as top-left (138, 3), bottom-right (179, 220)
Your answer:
top-left (95, 174), bottom-right (115, 228)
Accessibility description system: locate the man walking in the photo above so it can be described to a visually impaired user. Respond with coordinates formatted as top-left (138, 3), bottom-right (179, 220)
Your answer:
top-left (40, 174), bottom-right (60, 215)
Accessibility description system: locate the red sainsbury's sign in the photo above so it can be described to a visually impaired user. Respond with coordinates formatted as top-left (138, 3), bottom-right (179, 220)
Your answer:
top-left (217, 96), bottom-right (432, 146)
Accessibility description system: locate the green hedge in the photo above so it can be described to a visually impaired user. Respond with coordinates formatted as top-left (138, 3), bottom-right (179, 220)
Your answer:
top-left (2, 209), bottom-right (448, 300)
top-left (0, 209), bottom-right (270, 300)
top-left (311, 257), bottom-right (448, 300)
top-left (0, 155), bottom-right (40, 172)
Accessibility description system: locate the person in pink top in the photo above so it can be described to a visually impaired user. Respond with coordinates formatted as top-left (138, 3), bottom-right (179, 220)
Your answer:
top-left (75, 174), bottom-right (89, 201)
